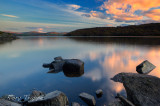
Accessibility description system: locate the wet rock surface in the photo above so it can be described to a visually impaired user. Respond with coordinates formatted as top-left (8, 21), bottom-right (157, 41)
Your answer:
top-left (111, 73), bottom-right (160, 106)
top-left (43, 57), bottom-right (84, 77)
top-left (136, 60), bottom-right (156, 74)
top-left (28, 90), bottom-right (69, 106)
top-left (95, 89), bottom-right (103, 98)
top-left (79, 92), bottom-right (96, 106)
top-left (63, 59), bottom-right (84, 77)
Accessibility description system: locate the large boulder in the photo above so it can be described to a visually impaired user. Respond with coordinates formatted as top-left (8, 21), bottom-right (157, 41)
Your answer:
top-left (63, 59), bottom-right (84, 77)
top-left (111, 73), bottom-right (160, 106)
top-left (136, 60), bottom-right (156, 74)
top-left (28, 90), bottom-right (69, 106)
top-left (79, 92), bottom-right (96, 106)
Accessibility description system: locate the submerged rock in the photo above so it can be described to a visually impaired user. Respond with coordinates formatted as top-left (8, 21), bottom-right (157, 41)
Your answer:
top-left (63, 59), bottom-right (84, 77)
top-left (136, 60), bottom-right (156, 74)
top-left (50, 60), bottom-right (65, 72)
top-left (111, 73), bottom-right (160, 106)
top-left (43, 57), bottom-right (84, 77)
top-left (42, 63), bottom-right (51, 68)
top-left (28, 90), bottom-right (69, 106)
top-left (0, 99), bottom-right (21, 106)
top-left (79, 92), bottom-right (96, 106)
top-left (95, 89), bottom-right (103, 98)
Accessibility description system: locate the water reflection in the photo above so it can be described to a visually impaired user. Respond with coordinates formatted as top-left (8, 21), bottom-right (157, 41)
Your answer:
top-left (0, 37), bottom-right (160, 105)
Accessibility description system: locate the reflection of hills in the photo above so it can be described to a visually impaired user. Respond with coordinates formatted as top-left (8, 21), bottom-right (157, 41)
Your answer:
top-left (69, 37), bottom-right (160, 46)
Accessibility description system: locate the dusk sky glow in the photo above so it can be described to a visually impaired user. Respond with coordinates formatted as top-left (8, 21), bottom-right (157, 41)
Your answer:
top-left (0, 0), bottom-right (160, 32)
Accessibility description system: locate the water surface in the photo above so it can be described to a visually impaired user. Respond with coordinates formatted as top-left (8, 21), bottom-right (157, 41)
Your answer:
top-left (1, 36), bottom-right (160, 105)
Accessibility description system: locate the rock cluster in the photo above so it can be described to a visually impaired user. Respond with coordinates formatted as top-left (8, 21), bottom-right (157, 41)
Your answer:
top-left (110, 60), bottom-right (160, 106)
top-left (43, 56), bottom-right (84, 77)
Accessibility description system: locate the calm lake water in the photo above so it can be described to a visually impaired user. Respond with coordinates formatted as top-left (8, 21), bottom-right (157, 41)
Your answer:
top-left (1, 36), bottom-right (160, 105)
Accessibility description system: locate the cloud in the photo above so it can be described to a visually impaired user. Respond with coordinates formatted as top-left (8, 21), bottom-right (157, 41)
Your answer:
top-left (67, 4), bottom-right (81, 10)
top-left (37, 28), bottom-right (44, 33)
top-left (82, 11), bottom-right (107, 19)
top-left (100, 0), bottom-right (160, 22)
top-left (143, 9), bottom-right (160, 21)
top-left (1, 14), bottom-right (19, 18)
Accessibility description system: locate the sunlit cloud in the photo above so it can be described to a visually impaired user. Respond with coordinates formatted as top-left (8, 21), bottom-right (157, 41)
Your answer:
top-left (67, 4), bottom-right (81, 10)
top-left (1, 14), bottom-right (19, 18)
top-left (100, 0), bottom-right (160, 22)
top-left (143, 9), bottom-right (160, 21)
top-left (37, 28), bottom-right (44, 33)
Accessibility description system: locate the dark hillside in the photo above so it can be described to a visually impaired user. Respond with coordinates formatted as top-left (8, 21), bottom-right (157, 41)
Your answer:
top-left (65, 23), bottom-right (160, 36)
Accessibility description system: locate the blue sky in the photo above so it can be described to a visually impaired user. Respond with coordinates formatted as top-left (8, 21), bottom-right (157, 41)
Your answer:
top-left (0, 0), bottom-right (160, 32)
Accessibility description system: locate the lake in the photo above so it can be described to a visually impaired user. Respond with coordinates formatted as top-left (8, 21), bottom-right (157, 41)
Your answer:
top-left (0, 36), bottom-right (160, 105)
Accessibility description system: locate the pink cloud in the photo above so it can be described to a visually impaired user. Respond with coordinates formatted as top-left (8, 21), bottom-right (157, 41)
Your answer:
top-left (100, 0), bottom-right (160, 22)
top-left (143, 9), bottom-right (160, 21)
top-left (37, 28), bottom-right (44, 33)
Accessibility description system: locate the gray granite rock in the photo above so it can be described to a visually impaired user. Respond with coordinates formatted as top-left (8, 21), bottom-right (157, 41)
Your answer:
top-left (79, 92), bottom-right (96, 106)
top-left (136, 60), bottom-right (156, 74)
top-left (95, 89), bottom-right (103, 98)
top-left (111, 73), bottom-right (160, 106)
top-left (28, 90), bottom-right (69, 106)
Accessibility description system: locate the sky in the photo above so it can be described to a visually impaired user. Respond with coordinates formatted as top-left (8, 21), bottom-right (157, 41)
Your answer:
top-left (0, 0), bottom-right (160, 32)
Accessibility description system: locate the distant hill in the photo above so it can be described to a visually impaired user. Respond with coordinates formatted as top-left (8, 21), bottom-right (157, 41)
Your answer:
top-left (0, 31), bottom-right (17, 42)
top-left (13, 31), bottom-right (67, 36)
top-left (64, 23), bottom-right (160, 36)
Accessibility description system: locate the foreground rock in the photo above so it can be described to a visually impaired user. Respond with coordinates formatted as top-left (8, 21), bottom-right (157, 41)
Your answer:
top-left (79, 92), bottom-right (96, 106)
top-left (0, 99), bottom-right (21, 106)
top-left (63, 59), bottom-right (84, 77)
top-left (111, 73), bottom-right (160, 106)
top-left (28, 90), bottom-right (69, 106)
top-left (95, 89), bottom-right (103, 98)
top-left (136, 60), bottom-right (156, 74)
